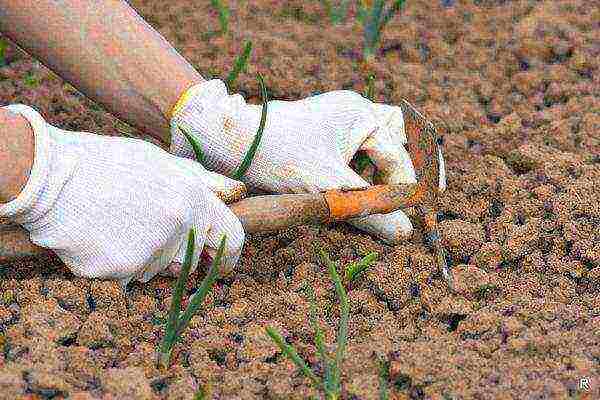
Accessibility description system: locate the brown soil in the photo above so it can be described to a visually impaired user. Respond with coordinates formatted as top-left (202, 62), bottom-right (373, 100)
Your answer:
top-left (1, 0), bottom-right (599, 399)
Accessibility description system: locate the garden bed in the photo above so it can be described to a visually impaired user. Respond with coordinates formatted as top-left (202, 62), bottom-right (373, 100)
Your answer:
top-left (0, 0), bottom-right (598, 398)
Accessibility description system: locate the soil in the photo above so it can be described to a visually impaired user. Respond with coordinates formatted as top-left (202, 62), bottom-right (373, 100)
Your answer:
top-left (1, 0), bottom-right (599, 399)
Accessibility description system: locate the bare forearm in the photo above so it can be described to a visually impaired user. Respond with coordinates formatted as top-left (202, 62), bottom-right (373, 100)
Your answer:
top-left (0, 0), bottom-right (204, 143)
top-left (0, 108), bottom-right (34, 203)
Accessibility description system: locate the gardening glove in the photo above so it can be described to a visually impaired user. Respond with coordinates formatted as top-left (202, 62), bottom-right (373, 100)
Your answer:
top-left (0, 104), bottom-right (245, 287)
top-left (169, 79), bottom-right (446, 244)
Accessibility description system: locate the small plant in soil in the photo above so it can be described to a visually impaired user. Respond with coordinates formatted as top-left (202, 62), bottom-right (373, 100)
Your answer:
top-left (265, 249), bottom-right (349, 399)
top-left (23, 71), bottom-right (40, 88)
top-left (352, 73), bottom-right (377, 175)
top-left (158, 229), bottom-right (225, 369)
top-left (210, 0), bottom-right (230, 35)
top-left (358, 0), bottom-right (406, 60)
top-left (321, 0), bottom-right (351, 24)
top-left (345, 251), bottom-right (378, 282)
top-left (363, 73), bottom-right (376, 101)
top-left (378, 355), bottom-right (390, 400)
top-left (178, 71), bottom-right (268, 181)
top-left (225, 40), bottom-right (253, 89)
top-left (266, 249), bottom-right (389, 398)
top-left (0, 38), bottom-right (8, 67)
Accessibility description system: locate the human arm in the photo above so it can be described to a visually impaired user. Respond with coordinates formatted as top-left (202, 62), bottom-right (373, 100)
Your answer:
top-left (0, 0), bottom-right (202, 143)
top-left (0, 107), bottom-right (34, 203)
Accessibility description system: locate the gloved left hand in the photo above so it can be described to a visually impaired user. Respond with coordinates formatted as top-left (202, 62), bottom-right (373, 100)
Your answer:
top-left (0, 104), bottom-right (246, 287)
top-left (169, 79), bottom-right (446, 244)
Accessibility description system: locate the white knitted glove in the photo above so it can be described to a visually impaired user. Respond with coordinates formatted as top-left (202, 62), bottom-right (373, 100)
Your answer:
top-left (0, 104), bottom-right (245, 287)
top-left (170, 79), bottom-right (446, 243)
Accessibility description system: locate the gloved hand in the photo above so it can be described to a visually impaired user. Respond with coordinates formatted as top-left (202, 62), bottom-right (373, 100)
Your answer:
top-left (0, 104), bottom-right (245, 287)
top-left (169, 79), bottom-right (446, 243)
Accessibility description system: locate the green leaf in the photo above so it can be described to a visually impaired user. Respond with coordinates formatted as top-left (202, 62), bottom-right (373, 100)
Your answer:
top-left (175, 234), bottom-right (226, 337)
top-left (382, 0), bottom-right (406, 27)
top-left (193, 386), bottom-right (208, 400)
top-left (378, 355), bottom-right (390, 400)
top-left (318, 249), bottom-right (349, 395)
top-left (345, 252), bottom-right (378, 282)
top-left (265, 326), bottom-right (322, 389)
top-left (324, 0), bottom-right (351, 24)
top-left (159, 228), bottom-right (196, 368)
top-left (178, 126), bottom-right (206, 166)
top-left (307, 286), bottom-right (335, 391)
top-left (364, 74), bottom-right (375, 101)
top-left (232, 72), bottom-right (268, 180)
top-left (353, 152), bottom-right (374, 175)
top-left (0, 38), bottom-right (8, 67)
top-left (225, 40), bottom-right (253, 89)
top-left (23, 72), bottom-right (40, 88)
top-left (356, 0), bottom-right (367, 23)
top-left (210, 0), bottom-right (230, 35)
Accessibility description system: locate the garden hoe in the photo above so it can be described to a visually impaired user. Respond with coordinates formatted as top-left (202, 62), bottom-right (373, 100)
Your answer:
top-left (0, 100), bottom-right (454, 291)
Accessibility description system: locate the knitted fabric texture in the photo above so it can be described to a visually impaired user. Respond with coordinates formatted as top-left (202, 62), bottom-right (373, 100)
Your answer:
top-left (0, 104), bottom-right (245, 286)
top-left (170, 80), bottom-right (446, 243)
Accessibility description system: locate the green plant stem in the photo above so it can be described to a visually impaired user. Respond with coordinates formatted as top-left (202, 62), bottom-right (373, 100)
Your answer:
top-left (225, 40), bottom-right (253, 89)
top-left (193, 387), bottom-right (207, 400)
top-left (232, 72), bottom-right (268, 180)
top-left (382, 0), bottom-right (406, 27)
top-left (0, 38), bottom-right (8, 67)
top-left (345, 252), bottom-right (378, 282)
top-left (307, 286), bottom-right (335, 391)
top-left (322, 0), bottom-right (351, 24)
top-left (265, 326), bottom-right (322, 389)
top-left (361, 0), bottom-right (406, 61)
top-left (378, 355), bottom-right (390, 400)
top-left (210, 0), bottom-right (230, 35)
top-left (174, 235), bottom-right (226, 337)
top-left (318, 249), bottom-right (349, 395)
top-left (159, 228), bottom-right (196, 368)
top-left (178, 126), bottom-right (206, 166)
top-left (364, 74), bottom-right (375, 101)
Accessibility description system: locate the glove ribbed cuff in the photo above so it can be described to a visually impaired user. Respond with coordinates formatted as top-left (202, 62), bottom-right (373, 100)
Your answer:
top-left (0, 104), bottom-right (52, 225)
top-left (169, 79), bottom-right (226, 158)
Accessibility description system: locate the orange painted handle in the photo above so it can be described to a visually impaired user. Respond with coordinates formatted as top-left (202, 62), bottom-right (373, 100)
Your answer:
top-left (323, 182), bottom-right (427, 221)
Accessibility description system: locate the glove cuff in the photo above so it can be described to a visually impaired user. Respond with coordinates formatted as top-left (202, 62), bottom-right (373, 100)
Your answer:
top-left (0, 104), bottom-right (52, 224)
top-left (169, 79), bottom-right (229, 159)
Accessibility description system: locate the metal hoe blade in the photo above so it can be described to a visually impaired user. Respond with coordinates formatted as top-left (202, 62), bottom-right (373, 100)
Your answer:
top-left (399, 99), bottom-right (454, 292)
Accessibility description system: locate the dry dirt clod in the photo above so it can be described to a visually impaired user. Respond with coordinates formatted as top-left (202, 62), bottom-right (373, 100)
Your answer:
top-left (101, 367), bottom-right (154, 399)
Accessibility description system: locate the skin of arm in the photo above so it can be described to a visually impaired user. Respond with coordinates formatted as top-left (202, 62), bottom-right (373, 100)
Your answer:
top-left (0, 0), bottom-right (204, 144)
top-left (0, 108), bottom-right (34, 203)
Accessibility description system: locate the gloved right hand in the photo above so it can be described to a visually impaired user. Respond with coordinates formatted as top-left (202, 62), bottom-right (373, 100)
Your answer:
top-left (0, 104), bottom-right (245, 287)
top-left (169, 79), bottom-right (446, 244)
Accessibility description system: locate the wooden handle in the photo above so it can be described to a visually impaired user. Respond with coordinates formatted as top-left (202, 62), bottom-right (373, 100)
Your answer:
top-left (0, 193), bottom-right (331, 263)
top-left (1, 101), bottom-right (446, 265)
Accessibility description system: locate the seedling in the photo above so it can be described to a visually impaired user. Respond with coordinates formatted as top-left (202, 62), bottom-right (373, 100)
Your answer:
top-left (179, 72), bottom-right (268, 181)
top-left (193, 385), bottom-right (211, 400)
top-left (321, 0), bottom-right (351, 24)
top-left (345, 252), bottom-right (378, 282)
top-left (232, 72), bottom-right (268, 180)
top-left (210, 0), bottom-right (230, 35)
top-left (0, 38), bottom-right (8, 67)
top-left (378, 355), bottom-right (390, 400)
top-left (265, 248), bottom-right (349, 399)
top-left (158, 229), bottom-right (226, 369)
top-left (178, 125), bottom-right (206, 166)
top-left (363, 73), bottom-right (376, 101)
top-left (225, 40), bottom-right (253, 89)
top-left (23, 71), bottom-right (40, 88)
top-left (353, 73), bottom-right (377, 175)
top-left (358, 0), bottom-right (406, 60)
